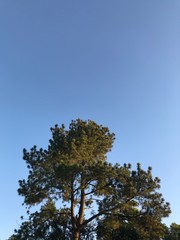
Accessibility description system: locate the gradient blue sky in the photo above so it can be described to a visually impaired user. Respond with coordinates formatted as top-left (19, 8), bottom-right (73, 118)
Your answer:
top-left (1, 1), bottom-right (180, 239)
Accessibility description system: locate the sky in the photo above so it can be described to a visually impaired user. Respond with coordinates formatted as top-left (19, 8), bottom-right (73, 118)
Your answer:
top-left (1, 0), bottom-right (180, 239)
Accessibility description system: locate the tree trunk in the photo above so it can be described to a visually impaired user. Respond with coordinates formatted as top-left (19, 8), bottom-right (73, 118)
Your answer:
top-left (73, 230), bottom-right (80, 240)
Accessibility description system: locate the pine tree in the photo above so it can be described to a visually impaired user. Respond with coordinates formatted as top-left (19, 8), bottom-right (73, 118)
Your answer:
top-left (9, 119), bottom-right (170, 240)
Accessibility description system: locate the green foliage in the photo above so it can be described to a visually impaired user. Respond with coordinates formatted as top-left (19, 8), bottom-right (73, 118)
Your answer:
top-left (97, 214), bottom-right (168, 240)
top-left (9, 201), bottom-right (71, 240)
top-left (9, 119), bottom-right (171, 240)
top-left (97, 163), bottom-right (170, 240)
top-left (163, 223), bottom-right (180, 240)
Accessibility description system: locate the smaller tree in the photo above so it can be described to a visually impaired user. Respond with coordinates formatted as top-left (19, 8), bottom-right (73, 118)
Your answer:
top-left (163, 223), bottom-right (180, 240)
top-left (9, 201), bottom-right (71, 240)
top-left (97, 213), bottom-right (168, 240)
top-left (96, 163), bottom-right (170, 240)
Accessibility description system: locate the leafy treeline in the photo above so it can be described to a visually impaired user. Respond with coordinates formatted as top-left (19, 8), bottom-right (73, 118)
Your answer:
top-left (164, 223), bottom-right (180, 240)
top-left (9, 119), bottom-right (172, 240)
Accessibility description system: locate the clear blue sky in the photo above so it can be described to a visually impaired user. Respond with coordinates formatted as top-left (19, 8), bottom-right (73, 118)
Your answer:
top-left (1, 1), bottom-right (180, 239)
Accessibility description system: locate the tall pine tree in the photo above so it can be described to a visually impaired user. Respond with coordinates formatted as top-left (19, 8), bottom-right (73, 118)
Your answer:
top-left (9, 119), bottom-right (170, 240)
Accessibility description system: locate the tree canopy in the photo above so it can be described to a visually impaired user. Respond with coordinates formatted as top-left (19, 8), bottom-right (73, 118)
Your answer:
top-left (163, 223), bottom-right (180, 240)
top-left (9, 119), bottom-right (171, 240)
